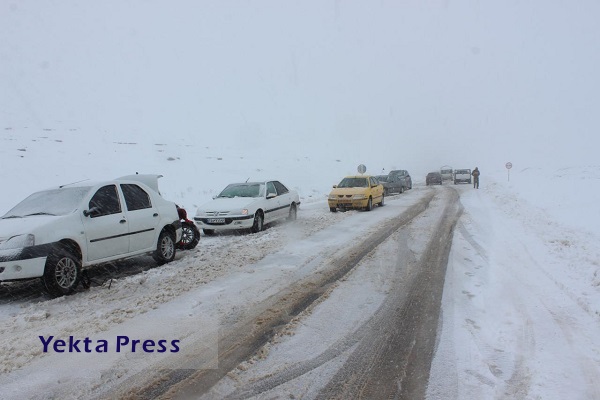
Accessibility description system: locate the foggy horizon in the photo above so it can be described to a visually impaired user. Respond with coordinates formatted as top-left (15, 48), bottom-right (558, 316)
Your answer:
top-left (2, 1), bottom-right (599, 174)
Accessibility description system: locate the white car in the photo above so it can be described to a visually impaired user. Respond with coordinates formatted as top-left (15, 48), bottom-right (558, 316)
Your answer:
top-left (194, 180), bottom-right (300, 234)
top-left (454, 169), bottom-right (472, 184)
top-left (0, 174), bottom-right (182, 297)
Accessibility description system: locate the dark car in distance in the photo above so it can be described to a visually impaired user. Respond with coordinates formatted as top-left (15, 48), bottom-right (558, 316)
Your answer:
top-left (374, 175), bottom-right (404, 195)
top-left (388, 170), bottom-right (412, 191)
top-left (426, 172), bottom-right (443, 185)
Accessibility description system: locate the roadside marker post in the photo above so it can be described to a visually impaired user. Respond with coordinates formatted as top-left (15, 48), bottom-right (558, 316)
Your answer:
top-left (506, 162), bottom-right (513, 182)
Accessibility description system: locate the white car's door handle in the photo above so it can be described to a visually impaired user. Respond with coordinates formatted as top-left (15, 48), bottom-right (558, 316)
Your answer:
top-left (153, 213), bottom-right (159, 217)
top-left (119, 219), bottom-right (127, 224)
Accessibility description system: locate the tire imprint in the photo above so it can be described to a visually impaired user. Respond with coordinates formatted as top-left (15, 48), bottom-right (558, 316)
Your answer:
top-left (316, 188), bottom-right (462, 400)
top-left (222, 188), bottom-right (462, 400)
top-left (114, 192), bottom-right (438, 399)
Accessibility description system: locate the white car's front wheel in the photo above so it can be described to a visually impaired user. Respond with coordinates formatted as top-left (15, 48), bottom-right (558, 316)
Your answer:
top-left (43, 246), bottom-right (82, 297)
top-left (251, 211), bottom-right (264, 233)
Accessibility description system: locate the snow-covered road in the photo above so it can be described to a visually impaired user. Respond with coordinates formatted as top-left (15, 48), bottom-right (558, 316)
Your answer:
top-left (1, 186), bottom-right (444, 399)
top-left (1, 177), bottom-right (599, 400)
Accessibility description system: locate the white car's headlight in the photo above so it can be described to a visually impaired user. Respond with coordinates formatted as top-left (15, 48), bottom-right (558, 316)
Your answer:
top-left (0, 234), bottom-right (35, 251)
top-left (241, 209), bottom-right (248, 215)
top-left (352, 194), bottom-right (366, 200)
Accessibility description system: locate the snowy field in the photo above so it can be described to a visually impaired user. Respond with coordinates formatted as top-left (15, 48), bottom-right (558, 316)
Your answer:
top-left (429, 171), bottom-right (600, 399)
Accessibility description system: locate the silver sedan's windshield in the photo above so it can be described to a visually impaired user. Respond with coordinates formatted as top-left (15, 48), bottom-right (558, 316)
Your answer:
top-left (217, 183), bottom-right (265, 198)
top-left (2, 187), bottom-right (92, 218)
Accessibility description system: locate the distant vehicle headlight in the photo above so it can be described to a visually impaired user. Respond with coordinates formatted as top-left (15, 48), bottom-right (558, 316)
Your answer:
top-left (328, 194), bottom-right (337, 200)
top-left (0, 234), bottom-right (35, 250)
top-left (352, 194), bottom-right (366, 200)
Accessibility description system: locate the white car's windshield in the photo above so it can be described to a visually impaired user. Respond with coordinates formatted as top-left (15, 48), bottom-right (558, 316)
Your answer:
top-left (2, 187), bottom-right (92, 218)
top-left (217, 183), bottom-right (265, 198)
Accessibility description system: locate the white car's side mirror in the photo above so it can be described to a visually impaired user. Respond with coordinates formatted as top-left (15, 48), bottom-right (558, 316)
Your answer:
top-left (83, 207), bottom-right (100, 217)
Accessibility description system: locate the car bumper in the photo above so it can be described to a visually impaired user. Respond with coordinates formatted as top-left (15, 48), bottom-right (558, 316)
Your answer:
top-left (328, 198), bottom-right (369, 209)
top-left (0, 246), bottom-right (50, 281)
top-left (194, 215), bottom-right (255, 231)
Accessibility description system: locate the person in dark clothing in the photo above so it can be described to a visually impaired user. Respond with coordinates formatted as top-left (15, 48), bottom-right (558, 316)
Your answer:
top-left (472, 167), bottom-right (480, 189)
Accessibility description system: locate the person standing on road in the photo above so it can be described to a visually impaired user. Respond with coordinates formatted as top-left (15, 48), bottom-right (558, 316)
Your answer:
top-left (472, 167), bottom-right (480, 189)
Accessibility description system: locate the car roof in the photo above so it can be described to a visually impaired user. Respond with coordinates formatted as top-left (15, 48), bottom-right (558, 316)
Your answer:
top-left (51, 174), bottom-right (163, 193)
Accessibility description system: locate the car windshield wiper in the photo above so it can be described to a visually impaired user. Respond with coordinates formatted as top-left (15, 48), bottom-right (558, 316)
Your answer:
top-left (23, 212), bottom-right (56, 217)
top-left (1, 215), bottom-right (22, 219)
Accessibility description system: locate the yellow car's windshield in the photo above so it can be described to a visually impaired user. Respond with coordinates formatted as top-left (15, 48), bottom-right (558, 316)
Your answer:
top-left (338, 178), bottom-right (368, 188)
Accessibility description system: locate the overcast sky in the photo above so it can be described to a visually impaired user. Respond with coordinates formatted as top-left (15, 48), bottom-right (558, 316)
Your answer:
top-left (2, 1), bottom-right (599, 175)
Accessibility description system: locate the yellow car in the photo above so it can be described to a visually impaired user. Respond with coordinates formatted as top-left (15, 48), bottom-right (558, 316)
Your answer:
top-left (328, 175), bottom-right (385, 212)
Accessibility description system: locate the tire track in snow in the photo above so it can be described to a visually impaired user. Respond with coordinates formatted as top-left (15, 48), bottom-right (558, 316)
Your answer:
top-left (214, 188), bottom-right (461, 400)
top-left (147, 192), bottom-right (438, 399)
